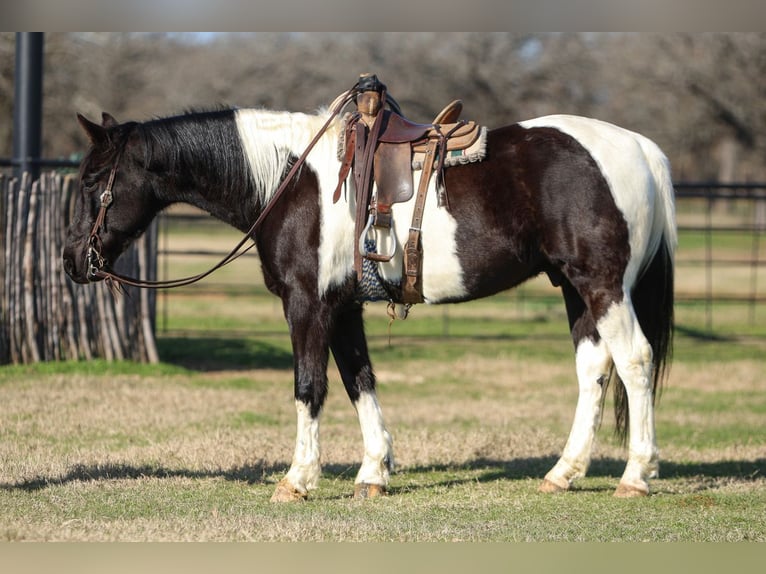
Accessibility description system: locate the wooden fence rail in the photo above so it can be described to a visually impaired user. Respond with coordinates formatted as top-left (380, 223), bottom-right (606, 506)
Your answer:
top-left (1, 172), bottom-right (158, 364)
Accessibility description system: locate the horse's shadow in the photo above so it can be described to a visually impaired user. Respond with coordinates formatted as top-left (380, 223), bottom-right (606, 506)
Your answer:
top-left (3, 456), bottom-right (763, 495)
top-left (385, 456), bottom-right (766, 495)
top-left (157, 336), bottom-right (294, 372)
top-left (0, 460), bottom-right (290, 493)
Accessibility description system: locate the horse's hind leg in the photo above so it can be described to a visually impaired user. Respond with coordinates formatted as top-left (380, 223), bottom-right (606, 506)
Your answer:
top-left (330, 302), bottom-right (394, 498)
top-left (596, 295), bottom-right (659, 497)
top-left (541, 283), bottom-right (613, 493)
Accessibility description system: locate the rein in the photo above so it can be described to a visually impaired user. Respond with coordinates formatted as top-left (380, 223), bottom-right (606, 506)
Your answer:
top-left (86, 85), bottom-right (360, 289)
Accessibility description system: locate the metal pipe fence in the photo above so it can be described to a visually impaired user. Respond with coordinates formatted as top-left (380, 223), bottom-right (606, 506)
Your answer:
top-left (153, 183), bottom-right (766, 336)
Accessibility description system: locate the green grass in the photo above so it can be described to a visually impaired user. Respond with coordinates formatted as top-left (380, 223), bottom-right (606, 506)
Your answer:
top-left (157, 336), bottom-right (293, 371)
top-left (0, 358), bottom-right (190, 383)
top-left (678, 229), bottom-right (762, 252)
top-left (1, 464), bottom-right (763, 541)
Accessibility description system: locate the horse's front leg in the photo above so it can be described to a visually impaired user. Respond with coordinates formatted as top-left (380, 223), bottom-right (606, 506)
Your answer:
top-left (271, 299), bottom-right (330, 503)
top-left (330, 302), bottom-right (394, 498)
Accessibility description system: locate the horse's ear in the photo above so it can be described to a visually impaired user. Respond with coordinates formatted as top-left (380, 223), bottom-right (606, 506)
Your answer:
top-left (77, 113), bottom-right (109, 146)
top-left (101, 112), bottom-right (119, 128)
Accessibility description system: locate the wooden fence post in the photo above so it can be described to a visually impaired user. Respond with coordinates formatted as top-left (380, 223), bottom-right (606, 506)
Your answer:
top-left (0, 172), bottom-right (158, 364)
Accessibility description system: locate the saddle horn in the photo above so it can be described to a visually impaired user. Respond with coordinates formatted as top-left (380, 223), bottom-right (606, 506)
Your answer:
top-left (356, 73), bottom-right (402, 116)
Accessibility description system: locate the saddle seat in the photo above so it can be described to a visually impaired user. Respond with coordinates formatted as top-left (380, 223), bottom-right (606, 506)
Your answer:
top-left (376, 99), bottom-right (467, 144)
top-left (372, 107), bottom-right (482, 208)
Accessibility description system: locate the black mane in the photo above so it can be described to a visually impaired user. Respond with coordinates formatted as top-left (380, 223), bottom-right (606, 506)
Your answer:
top-left (137, 108), bottom-right (255, 205)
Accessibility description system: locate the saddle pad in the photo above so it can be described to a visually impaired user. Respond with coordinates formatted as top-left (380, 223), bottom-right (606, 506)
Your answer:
top-left (337, 114), bottom-right (488, 170)
top-left (411, 126), bottom-right (488, 170)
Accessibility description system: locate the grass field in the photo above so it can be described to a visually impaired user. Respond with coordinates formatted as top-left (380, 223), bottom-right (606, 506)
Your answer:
top-left (1, 293), bottom-right (764, 541)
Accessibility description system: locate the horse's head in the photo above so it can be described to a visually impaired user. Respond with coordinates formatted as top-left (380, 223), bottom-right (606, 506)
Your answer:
top-left (63, 113), bottom-right (165, 284)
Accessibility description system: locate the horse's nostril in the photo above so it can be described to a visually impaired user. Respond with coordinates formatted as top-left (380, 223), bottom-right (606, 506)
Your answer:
top-left (63, 256), bottom-right (75, 277)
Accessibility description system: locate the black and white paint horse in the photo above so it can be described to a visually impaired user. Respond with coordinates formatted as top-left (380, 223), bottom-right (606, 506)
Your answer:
top-left (63, 92), bottom-right (675, 500)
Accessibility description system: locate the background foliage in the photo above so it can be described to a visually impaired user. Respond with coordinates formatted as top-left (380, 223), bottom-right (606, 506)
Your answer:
top-left (1, 32), bottom-right (765, 181)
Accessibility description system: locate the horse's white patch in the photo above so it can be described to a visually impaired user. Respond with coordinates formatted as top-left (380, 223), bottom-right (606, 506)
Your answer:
top-left (284, 400), bottom-right (322, 494)
top-left (519, 115), bottom-right (675, 290)
top-left (235, 109), bottom-right (337, 202)
top-left (354, 391), bottom-right (394, 486)
top-left (234, 108), bottom-right (362, 296)
top-left (317, 166), bottom-right (356, 296)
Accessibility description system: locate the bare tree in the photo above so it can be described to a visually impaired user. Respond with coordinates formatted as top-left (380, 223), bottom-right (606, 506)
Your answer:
top-left (601, 33), bottom-right (766, 180)
top-left (2, 33), bottom-right (764, 181)
top-left (0, 33), bottom-right (17, 158)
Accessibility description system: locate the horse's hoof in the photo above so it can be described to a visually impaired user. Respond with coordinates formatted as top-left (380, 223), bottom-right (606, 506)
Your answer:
top-left (354, 482), bottom-right (387, 499)
top-left (270, 478), bottom-right (308, 502)
top-left (538, 478), bottom-right (569, 494)
top-left (614, 482), bottom-right (649, 498)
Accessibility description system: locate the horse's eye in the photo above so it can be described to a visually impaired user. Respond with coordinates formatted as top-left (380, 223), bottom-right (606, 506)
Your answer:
top-left (82, 179), bottom-right (100, 194)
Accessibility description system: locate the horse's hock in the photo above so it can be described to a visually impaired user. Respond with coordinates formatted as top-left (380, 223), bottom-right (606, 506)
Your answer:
top-left (0, 172), bottom-right (158, 364)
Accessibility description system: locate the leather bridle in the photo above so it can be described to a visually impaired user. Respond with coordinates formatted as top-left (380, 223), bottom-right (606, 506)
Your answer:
top-left (84, 85), bottom-right (359, 290)
top-left (86, 146), bottom-right (122, 282)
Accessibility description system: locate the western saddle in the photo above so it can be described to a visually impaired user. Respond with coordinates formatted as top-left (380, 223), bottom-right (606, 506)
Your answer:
top-left (335, 74), bottom-right (484, 304)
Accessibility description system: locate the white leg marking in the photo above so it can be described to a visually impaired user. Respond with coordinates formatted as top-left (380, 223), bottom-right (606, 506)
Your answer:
top-left (597, 299), bottom-right (658, 493)
top-left (354, 391), bottom-right (394, 486)
top-left (284, 401), bottom-right (322, 494)
top-left (545, 337), bottom-right (612, 489)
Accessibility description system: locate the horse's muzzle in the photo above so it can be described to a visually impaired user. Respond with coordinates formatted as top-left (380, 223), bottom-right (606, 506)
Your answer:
top-left (62, 252), bottom-right (94, 284)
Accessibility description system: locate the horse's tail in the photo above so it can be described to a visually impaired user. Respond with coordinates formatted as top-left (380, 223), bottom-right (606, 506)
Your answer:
top-left (612, 138), bottom-right (676, 443)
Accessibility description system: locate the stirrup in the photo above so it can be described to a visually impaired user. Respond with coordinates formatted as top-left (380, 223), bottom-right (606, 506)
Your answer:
top-left (359, 214), bottom-right (397, 262)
